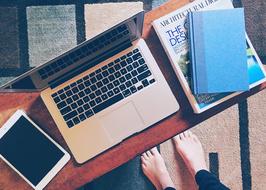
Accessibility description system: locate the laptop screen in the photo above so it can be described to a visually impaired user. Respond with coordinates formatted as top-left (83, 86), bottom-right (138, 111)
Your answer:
top-left (1, 11), bottom-right (144, 91)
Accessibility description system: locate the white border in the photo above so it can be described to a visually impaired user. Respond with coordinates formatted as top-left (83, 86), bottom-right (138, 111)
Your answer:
top-left (0, 110), bottom-right (70, 190)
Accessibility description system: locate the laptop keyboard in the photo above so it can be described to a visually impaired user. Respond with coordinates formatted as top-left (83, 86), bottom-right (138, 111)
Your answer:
top-left (51, 48), bottom-right (156, 128)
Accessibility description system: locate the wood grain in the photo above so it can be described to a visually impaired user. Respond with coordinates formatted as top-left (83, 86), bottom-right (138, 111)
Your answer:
top-left (0, 0), bottom-right (265, 189)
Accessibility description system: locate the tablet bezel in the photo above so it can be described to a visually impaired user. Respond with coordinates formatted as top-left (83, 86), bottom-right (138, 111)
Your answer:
top-left (0, 110), bottom-right (70, 190)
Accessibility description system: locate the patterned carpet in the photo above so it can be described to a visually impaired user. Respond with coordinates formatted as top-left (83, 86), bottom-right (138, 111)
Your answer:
top-left (0, 0), bottom-right (265, 190)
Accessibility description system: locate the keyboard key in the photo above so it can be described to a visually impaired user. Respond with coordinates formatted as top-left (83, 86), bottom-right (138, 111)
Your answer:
top-left (102, 78), bottom-right (109, 85)
top-left (133, 62), bottom-right (139, 68)
top-left (127, 52), bottom-right (133, 57)
top-left (66, 97), bottom-right (73, 104)
top-left (71, 102), bottom-right (78, 109)
top-left (102, 65), bottom-right (108, 70)
top-left (108, 62), bottom-right (114, 67)
top-left (77, 79), bottom-right (83, 84)
top-left (101, 94), bottom-right (108, 100)
top-left (137, 64), bottom-right (148, 74)
top-left (125, 73), bottom-right (132, 80)
top-left (77, 99), bottom-right (84, 106)
top-left (101, 86), bottom-right (108, 93)
top-left (60, 106), bottom-right (71, 115)
top-left (95, 68), bottom-right (101, 74)
top-left (64, 86), bottom-right (70, 91)
top-left (83, 103), bottom-right (90, 110)
top-left (102, 70), bottom-right (109, 77)
top-left (130, 86), bottom-right (137, 93)
top-left (107, 91), bottom-right (114, 97)
top-left (121, 60), bottom-right (127, 67)
top-left (96, 81), bottom-right (103, 88)
top-left (66, 120), bottom-right (74, 128)
top-left (108, 74), bottom-right (115, 81)
top-left (89, 72), bottom-right (95, 77)
top-left (72, 94), bottom-right (79, 101)
top-left (83, 96), bottom-right (90, 103)
top-left (66, 90), bottom-right (73, 96)
top-left (133, 48), bottom-right (139, 53)
top-left (131, 77), bottom-right (138, 84)
top-left (114, 71), bottom-right (121, 78)
top-left (137, 70), bottom-right (151, 81)
top-left (52, 93), bottom-right (57, 97)
top-left (119, 76), bottom-right (126, 83)
top-left (85, 109), bottom-right (94, 118)
top-left (84, 75), bottom-right (89, 80)
top-left (53, 97), bottom-right (60, 103)
top-left (89, 93), bottom-right (96, 99)
top-left (91, 84), bottom-right (97, 91)
top-left (142, 79), bottom-right (149, 87)
top-left (125, 81), bottom-right (132, 88)
top-left (131, 70), bottom-right (138, 77)
top-left (57, 101), bottom-right (66, 109)
top-left (122, 89), bottom-right (131, 97)
top-left (79, 114), bottom-right (86, 121)
top-left (85, 88), bottom-right (91, 94)
top-left (113, 80), bottom-right (120, 86)
top-left (107, 83), bottom-right (114, 90)
top-left (132, 52), bottom-right (142, 61)
top-left (120, 55), bottom-right (127, 60)
top-left (85, 80), bottom-right (91, 87)
top-left (138, 58), bottom-right (145, 65)
top-left (96, 74), bottom-right (103, 80)
top-left (90, 77), bottom-right (97, 84)
top-left (114, 87), bottom-right (120, 94)
top-left (149, 79), bottom-right (156, 84)
top-left (121, 68), bottom-right (127, 74)
top-left (78, 91), bottom-right (85, 98)
top-left (137, 85), bottom-right (143, 90)
top-left (70, 82), bottom-right (77, 87)
top-left (64, 110), bottom-right (78, 121)
top-left (93, 93), bottom-right (123, 114)
top-left (119, 84), bottom-right (126, 91)
top-left (89, 100), bottom-right (96, 107)
top-left (58, 89), bottom-right (64, 94)
top-left (114, 64), bottom-right (121, 71)
top-left (73, 117), bottom-right (80, 125)
top-left (72, 87), bottom-right (79, 93)
top-left (95, 90), bottom-right (102, 96)
top-left (95, 97), bottom-right (102, 104)
top-left (126, 65), bottom-right (133, 72)
top-left (126, 57), bottom-right (133, 64)
top-left (77, 107), bottom-right (84, 113)
top-left (114, 58), bottom-right (120, 63)
top-left (59, 93), bottom-right (67, 100)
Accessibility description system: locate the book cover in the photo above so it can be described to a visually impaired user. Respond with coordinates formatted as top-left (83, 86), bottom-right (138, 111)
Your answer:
top-left (189, 8), bottom-right (249, 94)
top-left (152, 0), bottom-right (266, 113)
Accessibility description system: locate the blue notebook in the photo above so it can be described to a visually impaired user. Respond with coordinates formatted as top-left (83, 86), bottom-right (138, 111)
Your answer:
top-left (188, 8), bottom-right (249, 94)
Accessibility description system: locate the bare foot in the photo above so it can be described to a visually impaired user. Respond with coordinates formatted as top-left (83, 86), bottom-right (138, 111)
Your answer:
top-left (173, 131), bottom-right (208, 177)
top-left (141, 147), bottom-right (175, 190)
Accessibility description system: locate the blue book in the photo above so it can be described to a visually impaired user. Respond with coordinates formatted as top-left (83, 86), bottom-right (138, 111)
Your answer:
top-left (189, 8), bottom-right (249, 94)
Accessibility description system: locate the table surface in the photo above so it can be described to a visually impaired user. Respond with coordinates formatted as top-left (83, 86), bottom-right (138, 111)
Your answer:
top-left (0, 0), bottom-right (266, 189)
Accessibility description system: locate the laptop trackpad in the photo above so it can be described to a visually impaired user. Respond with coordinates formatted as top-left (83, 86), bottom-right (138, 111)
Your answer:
top-left (100, 102), bottom-right (144, 141)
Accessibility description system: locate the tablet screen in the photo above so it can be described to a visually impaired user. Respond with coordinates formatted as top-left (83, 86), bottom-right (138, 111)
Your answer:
top-left (0, 116), bottom-right (64, 186)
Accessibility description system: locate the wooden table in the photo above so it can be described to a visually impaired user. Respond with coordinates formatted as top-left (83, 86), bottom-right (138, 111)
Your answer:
top-left (0, 0), bottom-right (265, 189)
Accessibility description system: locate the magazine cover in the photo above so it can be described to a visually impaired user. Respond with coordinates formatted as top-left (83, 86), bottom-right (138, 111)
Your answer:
top-left (152, 0), bottom-right (266, 113)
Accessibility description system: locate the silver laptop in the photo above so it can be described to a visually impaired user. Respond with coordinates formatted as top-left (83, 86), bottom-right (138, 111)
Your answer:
top-left (2, 11), bottom-right (179, 164)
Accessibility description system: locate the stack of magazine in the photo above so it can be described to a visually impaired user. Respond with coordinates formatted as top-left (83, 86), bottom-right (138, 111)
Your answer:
top-left (152, 0), bottom-right (266, 113)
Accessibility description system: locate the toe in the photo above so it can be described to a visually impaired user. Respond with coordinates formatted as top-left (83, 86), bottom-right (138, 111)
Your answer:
top-left (184, 130), bottom-right (189, 138)
top-left (173, 134), bottom-right (182, 144)
top-left (142, 152), bottom-right (149, 160)
top-left (146, 150), bottom-right (152, 157)
top-left (180, 132), bottom-right (185, 140)
top-left (151, 147), bottom-right (159, 155)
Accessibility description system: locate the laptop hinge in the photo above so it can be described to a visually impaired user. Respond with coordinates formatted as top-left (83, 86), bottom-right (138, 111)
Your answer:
top-left (49, 40), bottom-right (132, 89)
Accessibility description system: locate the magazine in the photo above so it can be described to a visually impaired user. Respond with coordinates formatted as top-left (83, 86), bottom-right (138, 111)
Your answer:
top-left (152, 0), bottom-right (266, 113)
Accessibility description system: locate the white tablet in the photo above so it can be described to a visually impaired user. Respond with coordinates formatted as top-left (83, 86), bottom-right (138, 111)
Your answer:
top-left (0, 110), bottom-right (70, 190)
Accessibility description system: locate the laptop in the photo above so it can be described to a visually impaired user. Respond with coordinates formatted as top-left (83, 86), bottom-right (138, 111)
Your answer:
top-left (1, 11), bottom-right (179, 164)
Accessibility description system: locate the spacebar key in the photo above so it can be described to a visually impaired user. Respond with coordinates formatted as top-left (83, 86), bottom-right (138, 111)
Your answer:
top-left (93, 93), bottom-right (124, 114)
